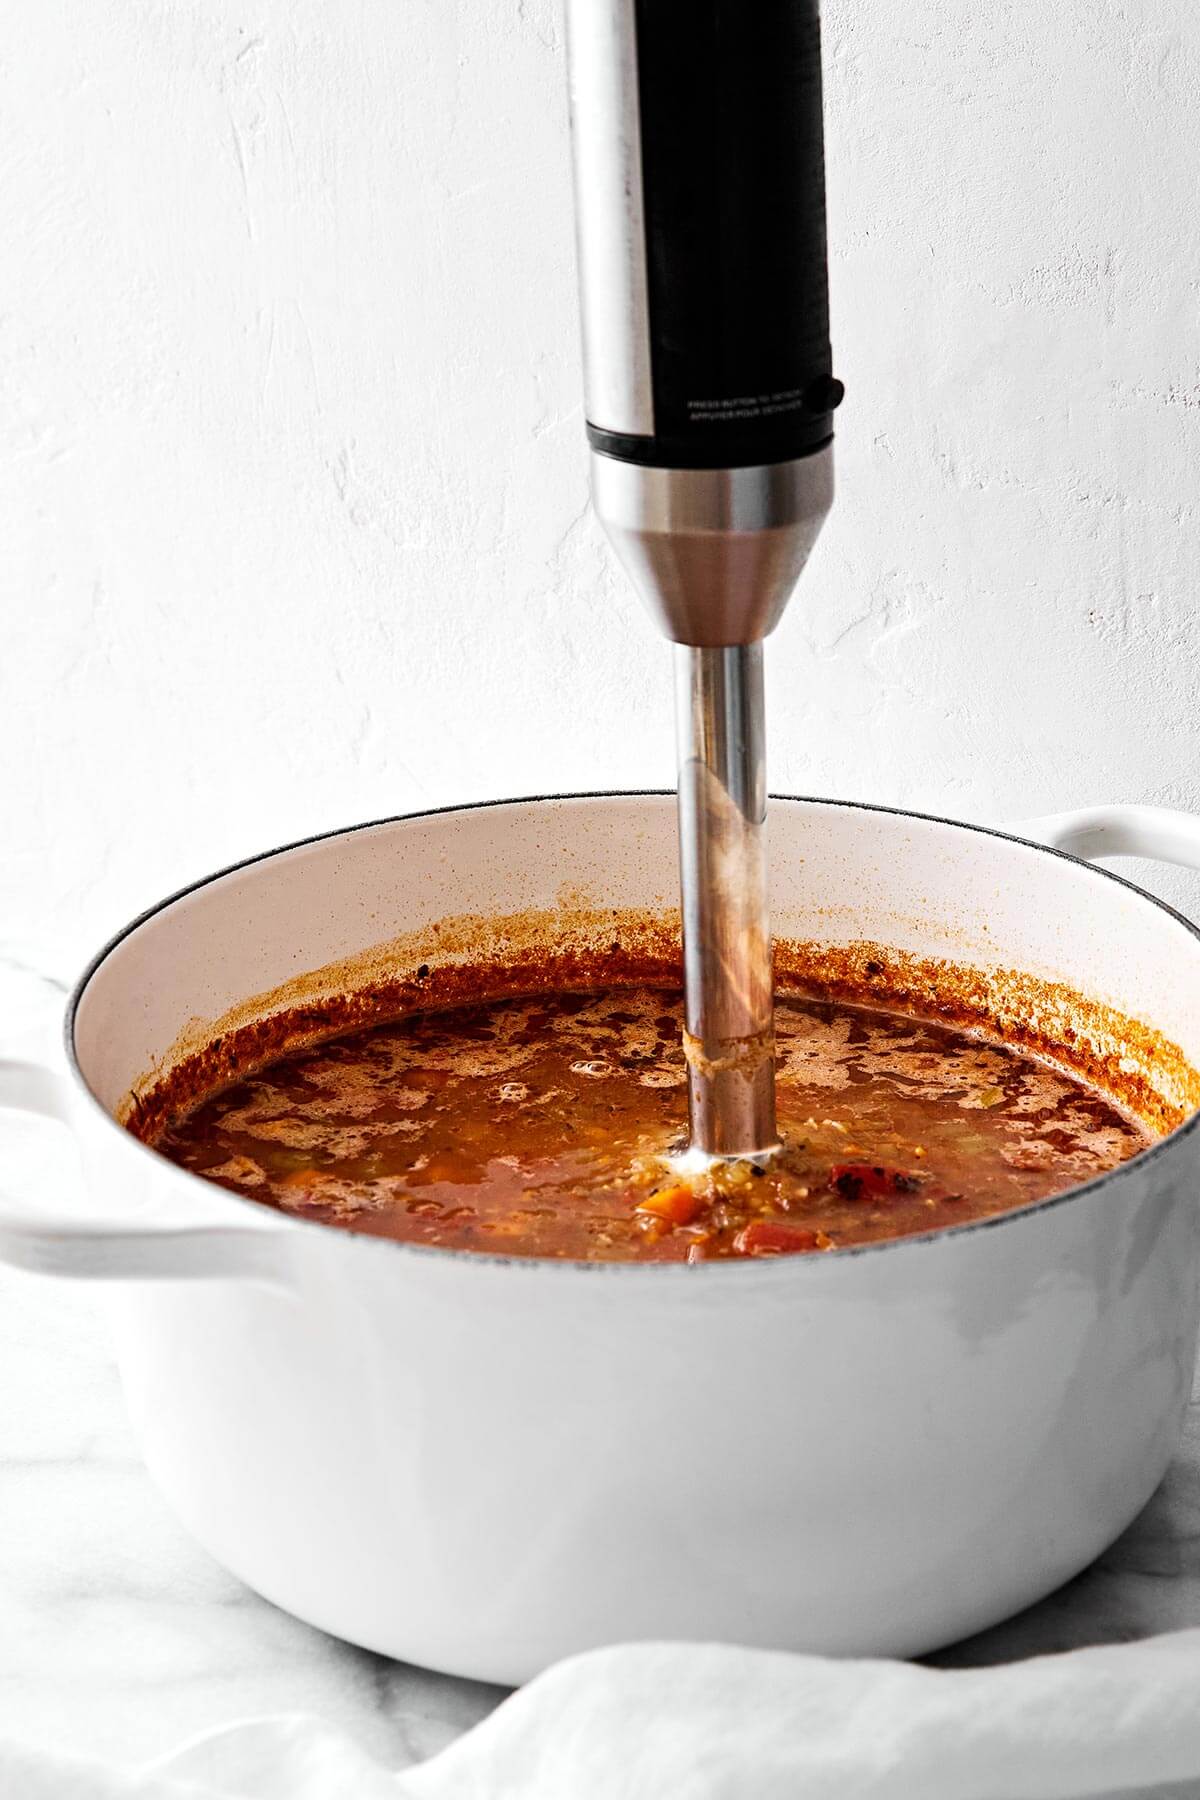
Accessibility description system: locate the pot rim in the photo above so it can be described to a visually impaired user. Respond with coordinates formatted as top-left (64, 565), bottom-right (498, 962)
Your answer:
top-left (65, 790), bottom-right (1200, 1276)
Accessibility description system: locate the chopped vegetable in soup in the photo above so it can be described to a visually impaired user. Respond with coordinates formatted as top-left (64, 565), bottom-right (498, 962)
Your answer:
top-left (150, 987), bottom-right (1153, 1260)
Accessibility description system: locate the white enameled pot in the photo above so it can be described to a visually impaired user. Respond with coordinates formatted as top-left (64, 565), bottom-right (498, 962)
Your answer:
top-left (3, 795), bottom-right (1200, 1684)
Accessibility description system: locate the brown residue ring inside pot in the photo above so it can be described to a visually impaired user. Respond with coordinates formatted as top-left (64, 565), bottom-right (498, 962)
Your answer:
top-left (119, 904), bottom-right (1200, 1148)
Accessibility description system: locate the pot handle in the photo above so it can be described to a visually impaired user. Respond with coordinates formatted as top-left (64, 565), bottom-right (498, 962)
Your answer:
top-left (1008, 804), bottom-right (1200, 871)
top-left (0, 1058), bottom-right (292, 1285)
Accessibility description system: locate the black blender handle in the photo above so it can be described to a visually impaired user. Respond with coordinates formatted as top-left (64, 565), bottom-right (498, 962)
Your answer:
top-left (570, 0), bottom-right (841, 472)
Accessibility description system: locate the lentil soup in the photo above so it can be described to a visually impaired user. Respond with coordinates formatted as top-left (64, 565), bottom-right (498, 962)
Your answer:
top-left (149, 986), bottom-right (1152, 1261)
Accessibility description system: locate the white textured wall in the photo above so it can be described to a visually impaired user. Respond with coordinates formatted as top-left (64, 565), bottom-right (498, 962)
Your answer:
top-left (5, 0), bottom-right (1200, 981)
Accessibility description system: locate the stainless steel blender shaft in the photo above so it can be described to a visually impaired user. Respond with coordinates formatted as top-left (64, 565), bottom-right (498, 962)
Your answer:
top-left (593, 447), bottom-right (832, 1162)
top-left (675, 643), bottom-right (776, 1160)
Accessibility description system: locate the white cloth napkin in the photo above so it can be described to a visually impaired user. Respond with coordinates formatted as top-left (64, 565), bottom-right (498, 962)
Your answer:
top-left (5, 1630), bottom-right (1200, 1800)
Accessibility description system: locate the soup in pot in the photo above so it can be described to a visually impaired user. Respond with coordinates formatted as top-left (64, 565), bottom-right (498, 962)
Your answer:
top-left (147, 985), bottom-right (1152, 1261)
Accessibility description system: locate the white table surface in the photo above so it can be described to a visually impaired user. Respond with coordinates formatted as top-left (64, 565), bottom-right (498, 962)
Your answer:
top-left (1, 971), bottom-right (1198, 1776)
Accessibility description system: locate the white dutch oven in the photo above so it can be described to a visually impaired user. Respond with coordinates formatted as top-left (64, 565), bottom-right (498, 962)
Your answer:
top-left (3, 795), bottom-right (1200, 1684)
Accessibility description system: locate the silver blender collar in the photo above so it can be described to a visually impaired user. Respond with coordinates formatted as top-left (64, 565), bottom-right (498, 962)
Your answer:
top-left (589, 447), bottom-right (834, 649)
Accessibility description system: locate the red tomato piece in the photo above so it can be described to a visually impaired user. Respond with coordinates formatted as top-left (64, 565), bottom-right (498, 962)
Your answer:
top-left (829, 1163), bottom-right (921, 1201)
top-left (733, 1220), bottom-right (820, 1256)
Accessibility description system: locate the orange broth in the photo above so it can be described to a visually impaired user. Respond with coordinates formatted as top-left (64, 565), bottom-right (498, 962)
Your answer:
top-left (150, 986), bottom-right (1152, 1261)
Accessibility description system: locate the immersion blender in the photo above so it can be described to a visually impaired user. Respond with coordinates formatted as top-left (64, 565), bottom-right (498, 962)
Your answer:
top-left (563, 0), bottom-right (841, 1160)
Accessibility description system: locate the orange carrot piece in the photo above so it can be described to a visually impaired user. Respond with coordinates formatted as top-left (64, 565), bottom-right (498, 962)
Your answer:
top-left (634, 1184), bottom-right (705, 1227)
